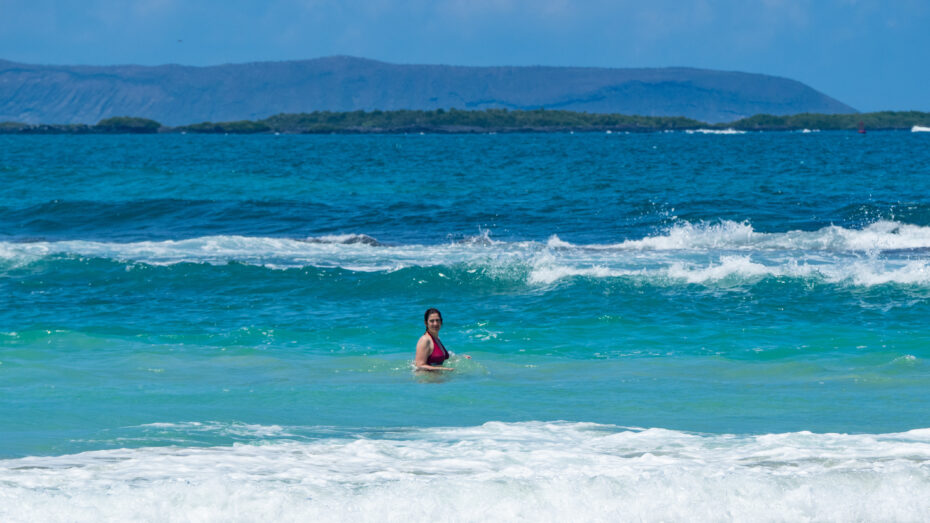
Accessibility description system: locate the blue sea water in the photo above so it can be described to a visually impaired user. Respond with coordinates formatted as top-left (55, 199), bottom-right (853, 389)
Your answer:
top-left (2, 131), bottom-right (930, 520)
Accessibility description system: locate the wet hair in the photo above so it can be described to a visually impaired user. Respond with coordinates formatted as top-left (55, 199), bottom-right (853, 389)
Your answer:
top-left (424, 308), bottom-right (442, 330)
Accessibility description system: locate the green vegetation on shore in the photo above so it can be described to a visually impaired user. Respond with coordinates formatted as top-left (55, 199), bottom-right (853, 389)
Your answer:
top-left (730, 111), bottom-right (930, 131)
top-left (178, 120), bottom-right (272, 134)
top-left (0, 116), bottom-right (161, 134)
top-left (95, 117), bottom-right (161, 133)
top-left (256, 109), bottom-right (702, 133)
top-left (2, 110), bottom-right (929, 134)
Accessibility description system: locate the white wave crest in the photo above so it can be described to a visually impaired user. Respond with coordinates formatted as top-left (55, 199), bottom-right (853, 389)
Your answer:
top-left (912, 125), bottom-right (930, 133)
top-left (685, 128), bottom-right (747, 135)
top-left (528, 264), bottom-right (633, 284)
top-left (549, 220), bottom-right (930, 253)
top-left (2, 421), bottom-right (930, 522)
top-left (527, 257), bottom-right (930, 286)
top-left (666, 255), bottom-right (788, 283)
top-left (4, 220), bottom-right (930, 286)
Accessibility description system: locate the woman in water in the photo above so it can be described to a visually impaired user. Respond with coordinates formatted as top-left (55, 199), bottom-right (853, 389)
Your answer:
top-left (414, 308), bottom-right (455, 371)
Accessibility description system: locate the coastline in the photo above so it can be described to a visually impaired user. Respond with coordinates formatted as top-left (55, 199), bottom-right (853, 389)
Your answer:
top-left (2, 109), bottom-right (929, 135)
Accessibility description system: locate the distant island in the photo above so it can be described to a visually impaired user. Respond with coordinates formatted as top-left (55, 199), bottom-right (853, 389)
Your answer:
top-left (0, 56), bottom-right (855, 125)
top-left (1, 110), bottom-right (929, 134)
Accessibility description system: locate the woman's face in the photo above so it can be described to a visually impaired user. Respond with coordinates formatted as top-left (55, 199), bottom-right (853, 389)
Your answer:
top-left (426, 313), bottom-right (442, 333)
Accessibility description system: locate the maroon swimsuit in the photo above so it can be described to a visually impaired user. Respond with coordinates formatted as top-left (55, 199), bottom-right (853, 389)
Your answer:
top-left (426, 332), bottom-right (449, 365)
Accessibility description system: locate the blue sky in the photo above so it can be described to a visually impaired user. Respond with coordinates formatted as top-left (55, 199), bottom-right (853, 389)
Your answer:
top-left (2, 0), bottom-right (928, 111)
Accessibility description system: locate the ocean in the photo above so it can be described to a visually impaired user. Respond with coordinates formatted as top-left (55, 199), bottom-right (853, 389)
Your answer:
top-left (2, 131), bottom-right (930, 521)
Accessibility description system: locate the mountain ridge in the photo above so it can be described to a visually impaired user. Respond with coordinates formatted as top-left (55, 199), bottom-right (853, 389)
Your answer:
top-left (0, 56), bottom-right (856, 125)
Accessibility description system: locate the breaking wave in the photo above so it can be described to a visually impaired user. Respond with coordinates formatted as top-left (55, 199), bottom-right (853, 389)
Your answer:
top-left (3, 221), bottom-right (930, 286)
top-left (685, 128), bottom-right (747, 135)
top-left (2, 421), bottom-right (929, 522)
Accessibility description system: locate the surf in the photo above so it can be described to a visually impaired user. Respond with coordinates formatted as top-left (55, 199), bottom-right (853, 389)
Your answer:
top-left (2, 422), bottom-right (929, 522)
top-left (5, 220), bottom-right (930, 287)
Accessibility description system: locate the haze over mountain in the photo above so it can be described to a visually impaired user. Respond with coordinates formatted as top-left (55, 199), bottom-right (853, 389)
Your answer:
top-left (0, 56), bottom-right (855, 126)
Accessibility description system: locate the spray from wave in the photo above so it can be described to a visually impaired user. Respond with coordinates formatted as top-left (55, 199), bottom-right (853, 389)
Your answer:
top-left (3, 221), bottom-right (930, 286)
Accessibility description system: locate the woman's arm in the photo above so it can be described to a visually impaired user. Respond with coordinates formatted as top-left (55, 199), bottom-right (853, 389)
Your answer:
top-left (414, 335), bottom-right (453, 371)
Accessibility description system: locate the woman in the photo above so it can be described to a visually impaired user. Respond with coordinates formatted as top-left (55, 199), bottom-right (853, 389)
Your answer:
top-left (414, 308), bottom-right (455, 371)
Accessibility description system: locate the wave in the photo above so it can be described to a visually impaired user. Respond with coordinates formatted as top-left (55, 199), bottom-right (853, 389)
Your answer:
top-left (526, 256), bottom-right (930, 285)
top-left (298, 233), bottom-right (382, 246)
top-left (2, 421), bottom-right (929, 521)
top-left (0, 198), bottom-right (337, 242)
top-left (550, 220), bottom-right (930, 252)
top-left (4, 221), bottom-right (930, 286)
top-left (912, 125), bottom-right (930, 133)
top-left (685, 128), bottom-right (747, 135)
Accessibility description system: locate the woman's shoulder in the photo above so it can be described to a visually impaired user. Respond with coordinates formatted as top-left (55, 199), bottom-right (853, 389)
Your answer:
top-left (418, 333), bottom-right (432, 344)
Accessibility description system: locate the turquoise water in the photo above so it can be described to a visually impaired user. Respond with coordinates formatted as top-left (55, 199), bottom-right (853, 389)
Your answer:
top-left (2, 132), bottom-right (930, 520)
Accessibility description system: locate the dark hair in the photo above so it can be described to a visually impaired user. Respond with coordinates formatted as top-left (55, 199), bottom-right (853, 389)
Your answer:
top-left (424, 308), bottom-right (442, 329)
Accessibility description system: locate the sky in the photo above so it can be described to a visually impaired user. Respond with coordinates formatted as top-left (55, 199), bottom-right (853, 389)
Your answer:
top-left (1, 0), bottom-right (928, 112)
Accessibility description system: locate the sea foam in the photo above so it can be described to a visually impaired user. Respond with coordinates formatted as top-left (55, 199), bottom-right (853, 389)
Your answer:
top-left (1, 421), bottom-right (929, 522)
top-left (3, 220), bottom-right (930, 286)
top-left (551, 220), bottom-right (930, 252)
